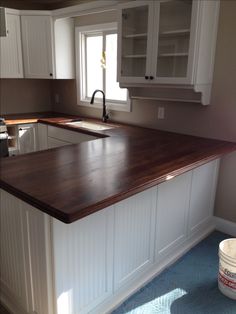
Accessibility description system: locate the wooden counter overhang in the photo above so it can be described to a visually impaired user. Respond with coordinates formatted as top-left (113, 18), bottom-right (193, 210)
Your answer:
top-left (1, 112), bottom-right (236, 223)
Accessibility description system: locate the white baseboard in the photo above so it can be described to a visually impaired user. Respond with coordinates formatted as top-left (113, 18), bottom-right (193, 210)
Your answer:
top-left (214, 216), bottom-right (236, 237)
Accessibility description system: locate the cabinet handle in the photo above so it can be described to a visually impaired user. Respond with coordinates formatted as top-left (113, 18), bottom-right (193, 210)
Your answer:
top-left (150, 76), bottom-right (154, 80)
top-left (145, 76), bottom-right (149, 80)
top-left (50, 73), bottom-right (53, 77)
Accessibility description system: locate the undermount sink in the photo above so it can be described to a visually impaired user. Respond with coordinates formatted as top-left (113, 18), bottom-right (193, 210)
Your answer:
top-left (66, 121), bottom-right (114, 131)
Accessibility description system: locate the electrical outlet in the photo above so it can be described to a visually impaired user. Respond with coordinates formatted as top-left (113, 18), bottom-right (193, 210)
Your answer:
top-left (158, 107), bottom-right (165, 119)
top-left (55, 94), bottom-right (60, 104)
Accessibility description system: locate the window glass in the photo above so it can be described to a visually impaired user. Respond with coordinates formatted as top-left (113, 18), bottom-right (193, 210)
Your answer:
top-left (86, 35), bottom-right (103, 97)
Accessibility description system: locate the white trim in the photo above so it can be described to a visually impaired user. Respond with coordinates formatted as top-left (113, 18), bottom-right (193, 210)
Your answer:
top-left (52, 1), bottom-right (119, 19)
top-left (214, 217), bottom-right (236, 237)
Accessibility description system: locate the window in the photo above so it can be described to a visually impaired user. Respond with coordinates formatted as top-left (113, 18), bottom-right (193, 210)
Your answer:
top-left (76, 23), bottom-right (130, 112)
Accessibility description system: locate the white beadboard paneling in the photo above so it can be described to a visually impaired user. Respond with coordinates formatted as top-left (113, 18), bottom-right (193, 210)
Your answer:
top-left (113, 187), bottom-right (157, 290)
top-left (0, 189), bottom-right (53, 314)
top-left (155, 171), bottom-right (192, 260)
top-left (21, 15), bottom-right (54, 78)
top-left (189, 159), bottom-right (219, 234)
top-left (52, 207), bottom-right (114, 314)
top-left (0, 190), bottom-right (30, 312)
top-left (0, 14), bottom-right (23, 78)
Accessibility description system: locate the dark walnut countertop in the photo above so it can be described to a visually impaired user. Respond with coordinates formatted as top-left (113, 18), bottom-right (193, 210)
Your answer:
top-left (1, 112), bottom-right (236, 223)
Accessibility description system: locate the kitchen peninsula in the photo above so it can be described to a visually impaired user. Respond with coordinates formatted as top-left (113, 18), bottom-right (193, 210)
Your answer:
top-left (1, 113), bottom-right (236, 314)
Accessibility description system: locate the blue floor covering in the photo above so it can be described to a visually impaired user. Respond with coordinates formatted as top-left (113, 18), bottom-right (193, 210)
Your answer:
top-left (112, 231), bottom-right (236, 314)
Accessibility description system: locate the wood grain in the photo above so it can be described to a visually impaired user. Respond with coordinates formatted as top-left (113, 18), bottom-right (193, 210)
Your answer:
top-left (1, 113), bottom-right (236, 223)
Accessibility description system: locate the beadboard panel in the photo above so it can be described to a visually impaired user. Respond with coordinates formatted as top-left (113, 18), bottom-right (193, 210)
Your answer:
top-left (0, 190), bottom-right (53, 314)
top-left (189, 159), bottom-right (219, 234)
top-left (155, 171), bottom-right (192, 261)
top-left (21, 15), bottom-right (54, 78)
top-left (0, 190), bottom-right (30, 312)
top-left (113, 187), bottom-right (157, 290)
top-left (0, 14), bottom-right (23, 78)
top-left (52, 207), bottom-right (114, 314)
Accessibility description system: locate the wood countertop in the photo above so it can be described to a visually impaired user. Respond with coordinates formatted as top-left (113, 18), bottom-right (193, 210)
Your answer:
top-left (1, 112), bottom-right (236, 223)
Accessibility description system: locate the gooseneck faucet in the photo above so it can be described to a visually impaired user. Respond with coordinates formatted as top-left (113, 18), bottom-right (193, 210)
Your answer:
top-left (90, 89), bottom-right (109, 123)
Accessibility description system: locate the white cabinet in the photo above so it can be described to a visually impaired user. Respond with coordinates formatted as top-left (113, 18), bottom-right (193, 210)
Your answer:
top-left (48, 136), bottom-right (71, 149)
top-left (155, 172), bottom-right (192, 261)
top-left (21, 15), bottom-right (54, 79)
top-left (0, 13), bottom-right (23, 78)
top-left (118, 0), bottom-right (220, 104)
top-left (21, 15), bottom-right (75, 79)
top-left (47, 125), bottom-right (97, 145)
top-left (0, 159), bottom-right (220, 314)
top-left (189, 160), bottom-right (219, 235)
top-left (113, 188), bottom-right (156, 290)
top-left (18, 123), bottom-right (37, 154)
top-left (53, 208), bottom-right (113, 314)
top-left (0, 190), bottom-right (53, 314)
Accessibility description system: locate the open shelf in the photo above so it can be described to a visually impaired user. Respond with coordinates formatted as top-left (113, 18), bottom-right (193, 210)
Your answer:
top-left (158, 52), bottom-right (189, 57)
top-left (123, 33), bottom-right (147, 39)
top-left (159, 29), bottom-right (190, 37)
top-left (123, 54), bottom-right (147, 59)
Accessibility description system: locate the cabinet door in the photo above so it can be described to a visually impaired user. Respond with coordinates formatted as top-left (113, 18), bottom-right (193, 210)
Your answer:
top-left (18, 124), bottom-right (37, 154)
top-left (152, 0), bottom-right (198, 84)
top-left (53, 208), bottom-right (113, 314)
top-left (47, 136), bottom-right (70, 149)
top-left (0, 14), bottom-right (23, 78)
top-left (155, 172), bottom-right (192, 261)
top-left (189, 160), bottom-right (219, 235)
top-left (113, 188), bottom-right (156, 290)
top-left (21, 15), bottom-right (54, 79)
top-left (117, 1), bottom-right (154, 84)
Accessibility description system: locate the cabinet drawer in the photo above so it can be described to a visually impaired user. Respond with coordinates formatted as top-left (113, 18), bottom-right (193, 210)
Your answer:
top-left (47, 125), bottom-right (96, 144)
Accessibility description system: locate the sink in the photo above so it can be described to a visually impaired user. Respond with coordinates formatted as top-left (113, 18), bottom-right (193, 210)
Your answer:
top-left (66, 121), bottom-right (114, 131)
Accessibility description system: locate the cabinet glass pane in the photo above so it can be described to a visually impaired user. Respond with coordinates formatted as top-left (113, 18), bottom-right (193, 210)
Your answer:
top-left (121, 5), bottom-right (149, 77)
top-left (157, 0), bottom-right (192, 78)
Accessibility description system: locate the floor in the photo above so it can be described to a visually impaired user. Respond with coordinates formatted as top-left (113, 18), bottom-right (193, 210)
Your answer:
top-left (112, 231), bottom-right (236, 314)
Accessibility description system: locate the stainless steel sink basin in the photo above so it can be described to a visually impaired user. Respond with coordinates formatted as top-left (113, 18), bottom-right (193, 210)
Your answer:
top-left (66, 121), bottom-right (114, 131)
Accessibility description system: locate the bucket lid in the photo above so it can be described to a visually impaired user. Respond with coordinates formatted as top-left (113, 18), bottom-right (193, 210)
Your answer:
top-left (219, 239), bottom-right (236, 259)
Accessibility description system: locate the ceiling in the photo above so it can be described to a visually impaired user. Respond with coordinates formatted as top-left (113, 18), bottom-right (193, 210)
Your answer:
top-left (0, 0), bottom-right (94, 10)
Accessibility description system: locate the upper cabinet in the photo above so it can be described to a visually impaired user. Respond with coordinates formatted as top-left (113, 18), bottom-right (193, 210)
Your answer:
top-left (118, 0), bottom-right (220, 105)
top-left (21, 14), bottom-right (75, 79)
top-left (0, 12), bottom-right (23, 78)
top-left (21, 15), bottom-right (54, 79)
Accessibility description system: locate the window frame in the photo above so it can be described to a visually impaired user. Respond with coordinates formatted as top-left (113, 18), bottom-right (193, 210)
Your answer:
top-left (76, 23), bottom-right (131, 112)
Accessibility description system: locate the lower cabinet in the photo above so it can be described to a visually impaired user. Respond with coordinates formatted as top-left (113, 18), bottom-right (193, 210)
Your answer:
top-left (0, 190), bottom-right (52, 314)
top-left (113, 188), bottom-right (156, 290)
top-left (0, 159), bottom-right (220, 314)
top-left (155, 171), bottom-right (192, 261)
top-left (47, 136), bottom-right (71, 149)
top-left (189, 161), bottom-right (219, 234)
top-left (18, 123), bottom-right (37, 154)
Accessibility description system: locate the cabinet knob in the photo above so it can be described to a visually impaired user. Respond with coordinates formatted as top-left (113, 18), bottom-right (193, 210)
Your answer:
top-left (150, 76), bottom-right (154, 80)
top-left (50, 73), bottom-right (53, 77)
top-left (145, 76), bottom-right (149, 80)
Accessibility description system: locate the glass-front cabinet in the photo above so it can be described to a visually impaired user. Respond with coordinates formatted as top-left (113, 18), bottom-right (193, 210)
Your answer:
top-left (118, 0), bottom-right (198, 85)
top-left (118, 1), bottom-right (154, 83)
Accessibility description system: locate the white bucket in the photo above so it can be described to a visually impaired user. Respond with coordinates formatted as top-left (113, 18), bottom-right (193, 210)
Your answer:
top-left (218, 238), bottom-right (236, 300)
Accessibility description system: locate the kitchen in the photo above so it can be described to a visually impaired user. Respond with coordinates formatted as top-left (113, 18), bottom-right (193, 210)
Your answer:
top-left (1, 1), bottom-right (236, 313)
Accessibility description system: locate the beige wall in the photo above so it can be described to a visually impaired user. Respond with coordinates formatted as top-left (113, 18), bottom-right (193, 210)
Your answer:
top-left (52, 0), bottom-right (236, 222)
top-left (0, 79), bottom-right (52, 115)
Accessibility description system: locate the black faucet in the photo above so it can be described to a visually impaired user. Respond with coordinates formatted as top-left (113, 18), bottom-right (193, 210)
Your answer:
top-left (90, 89), bottom-right (109, 123)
